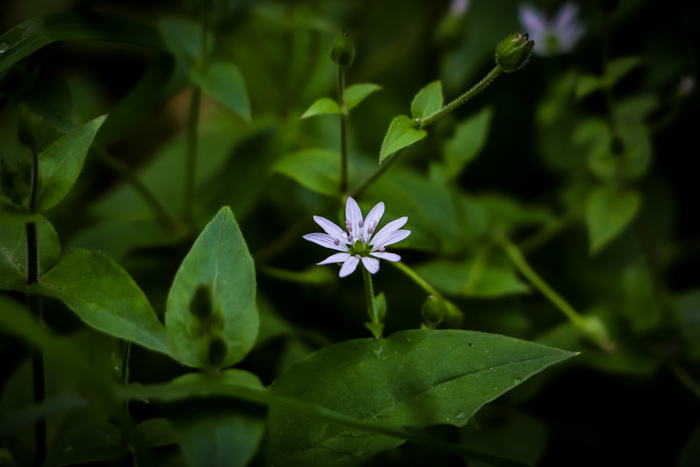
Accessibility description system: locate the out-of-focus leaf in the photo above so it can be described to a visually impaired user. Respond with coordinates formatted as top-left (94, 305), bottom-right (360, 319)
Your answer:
top-left (36, 115), bottom-right (107, 213)
top-left (623, 261), bottom-right (663, 334)
top-left (33, 249), bottom-right (171, 356)
top-left (411, 81), bottom-right (443, 120)
top-left (191, 60), bottom-right (251, 122)
top-left (576, 57), bottom-right (643, 98)
top-left (134, 418), bottom-right (178, 448)
top-left (585, 185), bottom-right (641, 254)
top-left (157, 18), bottom-right (213, 63)
top-left (267, 329), bottom-right (576, 466)
top-left (165, 207), bottom-right (258, 368)
top-left (444, 107), bottom-right (493, 177)
top-left (259, 265), bottom-right (334, 286)
top-left (24, 79), bottom-right (73, 134)
top-left (379, 116), bottom-right (427, 163)
top-left (679, 290), bottom-right (700, 360)
top-left (0, 12), bottom-right (165, 73)
top-left (301, 98), bottom-right (341, 118)
top-left (272, 148), bottom-right (339, 196)
top-left (344, 83), bottom-right (382, 111)
top-left (0, 214), bottom-right (60, 291)
top-left (44, 422), bottom-right (126, 467)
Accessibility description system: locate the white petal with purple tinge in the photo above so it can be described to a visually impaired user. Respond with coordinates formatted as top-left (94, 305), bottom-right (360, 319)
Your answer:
top-left (339, 256), bottom-right (360, 277)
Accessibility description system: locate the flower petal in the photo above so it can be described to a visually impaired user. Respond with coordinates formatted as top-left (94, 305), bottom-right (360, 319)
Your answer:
top-left (370, 251), bottom-right (401, 262)
top-left (313, 215), bottom-right (345, 239)
top-left (363, 201), bottom-right (385, 241)
top-left (518, 4), bottom-right (546, 35)
top-left (370, 216), bottom-right (408, 246)
top-left (345, 196), bottom-right (364, 235)
top-left (317, 252), bottom-right (351, 265)
top-left (339, 256), bottom-right (360, 277)
top-left (361, 256), bottom-right (380, 274)
top-left (376, 229), bottom-right (411, 247)
top-left (302, 233), bottom-right (348, 252)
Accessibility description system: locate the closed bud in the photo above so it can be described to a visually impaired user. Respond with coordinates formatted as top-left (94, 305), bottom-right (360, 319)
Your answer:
top-left (199, 335), bottom-right (228, 368)
top-left (330, 31), bottom-right (355, 68)
top-left (421, 295), bottom-right (447, 328)
top-left (189, 284), bottom-right (213, 319)
top-left (495, 32), bottom-right (534, 73)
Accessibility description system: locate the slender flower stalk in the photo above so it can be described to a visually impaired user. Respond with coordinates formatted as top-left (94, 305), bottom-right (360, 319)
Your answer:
top-left (303, 197), bottom-right (410, 277)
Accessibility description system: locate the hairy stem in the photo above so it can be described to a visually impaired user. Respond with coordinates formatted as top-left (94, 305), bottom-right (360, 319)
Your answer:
top-left (362, 264), bottom-right (379, 326)
top-left (391, 261), bottom-right (442, 298)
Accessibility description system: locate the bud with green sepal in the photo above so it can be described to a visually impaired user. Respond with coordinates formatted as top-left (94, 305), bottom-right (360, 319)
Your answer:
top-left (495, 32), bottom-right (534, 73)
top-left (421, 295), bottom-right (447, 329)
top-left (330, 31), bottom-right (356, 68)
top-left (199, 333), bottom-right (228, 369)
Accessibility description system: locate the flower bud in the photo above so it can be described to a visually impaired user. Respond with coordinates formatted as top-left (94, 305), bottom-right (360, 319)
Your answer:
top-left (421, 295), bottom-right (447, 328)
top-left (199, 335), bottom-right (228, 368)
top-left (330, 31), bottom-right (355, 68)
top-left (495, 32), bottom-right (534, 73)
top-left (189, 284), bottom-right (213, 319)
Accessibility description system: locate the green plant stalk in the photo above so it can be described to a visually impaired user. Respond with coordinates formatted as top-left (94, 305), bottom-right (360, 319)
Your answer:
top-left (419, 65), bottom-right (502, 128)
top-left (184, 86), bottom-right (201, 226)
top-left (339, 66), bottom-right (349, 195)
top-left (499, 236), bottom-right (586, 328)
top-left (351, 147), bottom-right (404, 198)
top-left (518, 204), bottom-right (584, 254)
top-left (392, 261), bottom-right (442, 298)
top-left (362, 264), bottom-right (379, 326)
top-left (121, 340), bottom-right (132, 414)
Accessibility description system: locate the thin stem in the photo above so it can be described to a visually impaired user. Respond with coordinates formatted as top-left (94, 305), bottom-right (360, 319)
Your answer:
top-left (419, 65), bottom-right (502, 128)
top-left (350, 148), bottom-right (404, 199)
top-left (338, 66), bottom-right (349, 195)
top-left (184, 86), bottom-right (201, 226)
top-left (391, 261), bottom-right (442, 298)
top-left (362, 264), bottom-right (378, 325)
top-left (121, 340), bottom-right (132, 413)
top-left (498, 236), bottom-right (585, 328)
top-left (518, 203), bottom-right (584, 254)
top-left (91, 145), bottom-right (178, 230)
top-left (668, 360), bottom-right (700, 400)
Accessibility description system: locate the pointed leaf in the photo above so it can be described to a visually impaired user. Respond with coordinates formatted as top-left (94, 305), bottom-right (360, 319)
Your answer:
top-left (165, 206), bottom-right (258, 368)
top-left (444, 107), bottom-right (493, 177)
top-left (411, 81), bottom-right (443, 120)
top-left (35, 114), bottom-right (107, 212)
top-left (344, 83), bottom-right (382, 111)
top-left (379, 115), bottom-right (427, 163)
top-left (191, 60), bottom-right (251, 122)
top-left (301, 98), bottom-right (341, 118)
top-left (33, 249), bottom-right (171, 356)
top-left (268, 329), bottom-right (576, 466)
top-left (586, 186), bottom-right (641, 254)
top-left (272, 148), bottom-right (339, 196)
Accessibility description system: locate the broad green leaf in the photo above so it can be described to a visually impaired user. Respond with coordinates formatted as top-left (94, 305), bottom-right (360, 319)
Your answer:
top-left (33, 249), bottom-right (171, 356)
top-left (0, 12), bottom-right (165, 73)
top-left (379, 115), bottom-right (427, 163)
top-left (191, 60), bottom-right (251, 122)
top-left (606, 56), bottom-right (643, 85)
top-left (585, 186), bottom-right (641, 254)
top-left (36, 115), bottom-right (107, 213)
top-left (272, 148), bottom-right (339, 196)
top-left (165, 371), bottom-right (265, 467)
top-left (0, 215), bottom-right (60, 291)
top-left (165, 206), bottom-right (258, 368)
top-left (344, 83), bottom-right (382, 111)
top-left (411, 81), bottom-right (443, 120)
top-left (44, 422), bottom-right (127, 467)
top-left (575, 74), bottom-right (603, 99)
top-left (301, 98), bottom-right (341, 118)
top-left (267, 329), bottom-right (576, 466)
top-left (444, 107), bottom-right (493, 177)
top-left (158, 18), bottom-right (213, 63)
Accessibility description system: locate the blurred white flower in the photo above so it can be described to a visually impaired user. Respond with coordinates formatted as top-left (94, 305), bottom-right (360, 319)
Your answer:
top-left (519, 2), bottom-right (585, 55)
top-left (303, 197), bottom-right (410, 278)
top-left (678, 75), bottom-right (695, 97)
top-left (450, 0), bottom-right (471, 17)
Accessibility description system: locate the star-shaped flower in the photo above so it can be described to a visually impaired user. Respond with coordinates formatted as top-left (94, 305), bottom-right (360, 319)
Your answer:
top-left (303, 197), bottom-right (410, 277)
top-left (519, 2), bottom-right (585, 56)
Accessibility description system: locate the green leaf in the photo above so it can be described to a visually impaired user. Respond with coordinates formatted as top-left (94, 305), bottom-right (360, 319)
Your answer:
top-left (191, 60), bottom-right (251, 122)
top-left (267, 329), bottom-right (576, 466)
top-left (24, 79), bottom-right (74, 134)
top-left (33, 248), bottom-right (171, 356)
top-left (44, 422), bottom-right (127, 467)
top-left (585, 186), bottom-right (641, 254)
top-left (411, 81), bottom-right (443, 120)
top-left (344, 83), bottom-right (382, 111)
top-left (0, 215), bottom-right (60, 291)
top-left (444, 107), bottom-right (493, 177)
top-left (575, 75), bottom-right (603, 99)
top-left (606, 56), bottom-right (643, 85)
top-left (0, 11), bottom-right (165, 73)
top-left (300, 98), bottom-right (341, 118)
top-left (379, 116), bottom-right (427, 163)
top-left (272, 148), bottom-right (339, 196)
top-left (36, 114), bottom-right (107, 213)
top-left (157, 18), bottom-right (212, 63)
top-left (165, 206), bottom-right (258, 368)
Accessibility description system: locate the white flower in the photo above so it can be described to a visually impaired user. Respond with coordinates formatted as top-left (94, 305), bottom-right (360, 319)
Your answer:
top-left (303, 197), bottom-right (410, 278)
top-left (519, 2), bottom-right (585, 56)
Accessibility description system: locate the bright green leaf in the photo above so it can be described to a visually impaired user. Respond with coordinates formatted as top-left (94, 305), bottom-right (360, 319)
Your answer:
top-left (36, 114), bottom-right (107, 213)
top-left (301, 98), bottom-right (341, 118)
top-left (444, 107), bottom-right (493, 177)
top-left (411, 81), bottom-right (443, 120)
top-left (379, 115), bottom-right (427, 163)
top-left (344, 83), bottom-right (382, 111)
top-left (272, 148), bottom-right (339, 196)
top-left (267, 329), bottom-right (576, 466)
top-left (0, 215), bottom-right (60, 291)
top-left (165, 206), bottom-right (258, 368)
top-left (191, 60), bottom-right (251, 122)
top-left (586, 186), bottom-right (641, 254)
top-left (34, 248), bottom-right (171, 356)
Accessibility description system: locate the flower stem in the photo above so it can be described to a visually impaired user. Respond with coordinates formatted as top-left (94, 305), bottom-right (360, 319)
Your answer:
top-left (362, 264), bottom-right (378, 325)
top-left (498, 236), bottom-right (586, 328)
top-left (338, 66), bottom-right (349, 196)
top-left (391, 261), bottom-right (441, 298)
top-left (184, 86), bottom-right (201, 227)
top-left (518, 203), bottom-right (584, 254)
top-left (419, 65), bottom-right (502, 128)
top-left (350, 148), bottom-right (404, 199)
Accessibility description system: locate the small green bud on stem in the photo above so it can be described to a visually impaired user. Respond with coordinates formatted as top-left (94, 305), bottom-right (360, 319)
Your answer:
top-left (331, 31), bottom-right (356, 68)
top-left (421, 295), bottom-right (447, 329)
top-left (495, 32), bottom-right (534, 73)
